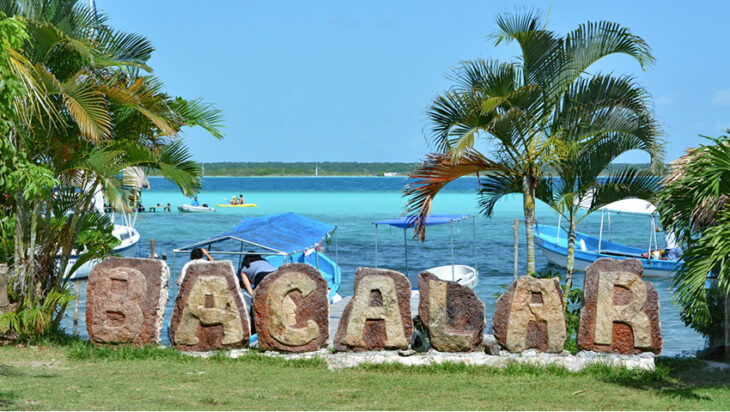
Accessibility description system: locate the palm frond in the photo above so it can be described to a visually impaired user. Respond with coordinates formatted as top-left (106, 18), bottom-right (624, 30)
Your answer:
top-left (477, 171), bottom-right (523, 216)
top-left (61, 73), bottom-right (111, 141)
top-left (404, 150), bottom-right (509, 239)
top-left (584, 167), bottom-right (660, 214)
top-left (168, 97), bottom-right (224, 139)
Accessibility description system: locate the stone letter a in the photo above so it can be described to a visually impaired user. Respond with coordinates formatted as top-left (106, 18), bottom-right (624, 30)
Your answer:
top-left (492, 276), bottom-right (566, 353)
top-left (169, 261), bottom-right (250, 351)
top-left (334, 267), bottom-right (413, 351)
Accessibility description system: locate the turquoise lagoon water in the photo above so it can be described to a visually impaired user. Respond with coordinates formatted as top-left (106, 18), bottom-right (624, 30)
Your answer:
top-left (61, 177), bottom-right (704, 355)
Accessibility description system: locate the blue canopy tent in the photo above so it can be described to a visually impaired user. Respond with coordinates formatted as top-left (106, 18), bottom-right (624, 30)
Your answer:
top-left (373, 214), bottom-right (477, 277)
top-left (173, 212), bottom-right (341, 299)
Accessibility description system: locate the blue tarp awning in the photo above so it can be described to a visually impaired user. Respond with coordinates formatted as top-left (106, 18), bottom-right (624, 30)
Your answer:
top-left (374, 214), bottom-right (472, 229)
top-left (175, 212), bottom-right (336, 254)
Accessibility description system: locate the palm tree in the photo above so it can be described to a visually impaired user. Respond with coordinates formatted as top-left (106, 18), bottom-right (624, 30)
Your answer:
top-left (657, 134), bottom-right (730, 351)
top-left (537, 158), bottom-right (661, 296)
top-left (405, 10), bottom-right (657, 274)
top-left (0, 0), bottom-right (224, 334)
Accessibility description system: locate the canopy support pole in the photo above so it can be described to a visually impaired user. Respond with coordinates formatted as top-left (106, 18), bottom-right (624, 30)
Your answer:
top-left (450, 222), bottom-right (455, 281)
top-left (608, 213), bottom-right (612, 241)
top-left (238, 243), bottom-right (243, 270)
top-left (374, 224), bottom-right (379, 268)
top-left (649, 216), bottom-right (655, 256)
top-left (335, 229), bottom-right (339, 264)
top-left (473, 216), bottom-right (477, 271)
top-left (557, 214), bottom-right (562, 243)
top-left (403, 228), bottom-right (408, 277)
top-left (598, 211), bottom-right (604, 254)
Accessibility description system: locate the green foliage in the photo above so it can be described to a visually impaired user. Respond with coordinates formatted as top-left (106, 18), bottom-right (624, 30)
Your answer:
top-left (657, 135), bottom-right (730, 339)
top-left (0, 0), bottom-right (223, 341)
top-left (0, 287), bottom-right (74, 338)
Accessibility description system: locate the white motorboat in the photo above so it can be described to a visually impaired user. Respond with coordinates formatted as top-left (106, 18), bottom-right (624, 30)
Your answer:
top-left (178, 204), bottom-right (215, 213)
top-left (63, 169), bottom-right (145, 279)
top-left (423, 264), bottom-right (479, 289)
top-left (373, 214), bottom-right (479, 289)
top-left (64, 222), bottom-right (140, 280)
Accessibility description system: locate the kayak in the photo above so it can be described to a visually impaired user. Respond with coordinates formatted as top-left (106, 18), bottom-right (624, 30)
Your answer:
top-left (178, 204), bottom-right (215, 213)
top-left (215, 204), bottom-right (258, 208)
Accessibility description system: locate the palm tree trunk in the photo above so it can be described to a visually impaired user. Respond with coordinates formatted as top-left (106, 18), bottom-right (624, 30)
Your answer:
top-left (523, 174), bottom-right (536, 274)
top-left (565, 220), bottom-right (577, 305)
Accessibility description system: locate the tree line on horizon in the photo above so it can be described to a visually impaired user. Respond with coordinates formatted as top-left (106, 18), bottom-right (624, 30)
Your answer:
top-left (149, 161), bottom-right (655, 177)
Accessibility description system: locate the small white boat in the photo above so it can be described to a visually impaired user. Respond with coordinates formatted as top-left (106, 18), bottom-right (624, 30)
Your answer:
top-left (178, 204), bottom-right (215, 213)
top-left (424, 264), bottom-right (479, 289)
top-left (65, 223), bottom-right (140, 280)
top-left (373, 214), bottom-right (479, 289)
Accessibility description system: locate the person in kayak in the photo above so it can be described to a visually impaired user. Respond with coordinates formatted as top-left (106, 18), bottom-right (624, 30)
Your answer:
top-left (238, 194), bottom-right (245, 205)
top-left (239, 253), bottom-right (276, 295)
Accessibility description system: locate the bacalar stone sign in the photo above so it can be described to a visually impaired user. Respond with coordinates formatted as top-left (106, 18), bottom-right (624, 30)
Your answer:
top-left (578, 258), bottom-right (662, 354)
top-left (169, 260), bottom-right (250, 351)
top-left (84, 256), bottom-right (662, 357)
top-left (253, 263), bottom-right (329, 352)
top-left (86, 257), bottom-right (170, 346)
top-left (418, 272), bottom-right (485, 352)
top-left (334, 267), bottom-right (413, 351)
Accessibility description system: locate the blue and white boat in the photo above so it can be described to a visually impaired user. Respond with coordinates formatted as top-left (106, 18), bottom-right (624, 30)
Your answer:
top-left (534, 199), bottom-right (682, 277)
top-left (173, 212), bottom-right (342, 302)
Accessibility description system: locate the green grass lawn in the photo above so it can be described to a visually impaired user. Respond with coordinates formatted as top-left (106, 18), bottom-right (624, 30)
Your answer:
top-left (1, 341), bottom-right (729, 410)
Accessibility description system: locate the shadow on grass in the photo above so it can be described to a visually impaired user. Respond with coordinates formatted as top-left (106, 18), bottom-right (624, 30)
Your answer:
top-left (65, 339), bottom-right (327, 368)
top-left (0, 364), bottom-right (24, 377)
top-left (585, 357), bottom-right (730, 401)
top-left (0, 390), bottom-right (18, 409)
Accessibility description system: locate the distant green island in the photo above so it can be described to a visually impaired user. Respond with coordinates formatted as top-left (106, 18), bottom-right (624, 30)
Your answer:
top-left (149, 162), bottom-right (654, 177)
top-left (200, 162), bottom-right (420, 176)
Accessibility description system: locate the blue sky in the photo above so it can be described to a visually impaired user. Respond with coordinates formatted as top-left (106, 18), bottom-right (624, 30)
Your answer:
top-left (99, 0), bottom-right (728, 164)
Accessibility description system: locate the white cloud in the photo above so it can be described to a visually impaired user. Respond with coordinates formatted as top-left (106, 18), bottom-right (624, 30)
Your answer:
top-left (712, 89), bottom-right (730, 106)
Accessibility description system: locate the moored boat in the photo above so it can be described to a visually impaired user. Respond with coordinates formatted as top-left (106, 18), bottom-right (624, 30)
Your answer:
top-left (174, 212), bottom-right (342, 302)
top-left (534, 199), bottom-right (683, 277)
top-left (65, 223), bottom-right (140, 280)
top-left (215, 203), bottom-right (257, 208)
top-left (178, 204), bottom-right (215, 213)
